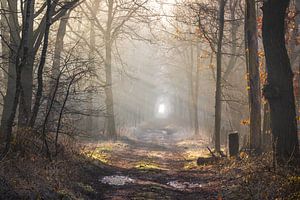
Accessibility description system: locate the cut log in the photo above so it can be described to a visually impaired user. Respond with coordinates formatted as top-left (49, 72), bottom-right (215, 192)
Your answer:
top-left (197, 157), bottom-right (217, 165)
top-left (228, 132), bottom-right (239, 157)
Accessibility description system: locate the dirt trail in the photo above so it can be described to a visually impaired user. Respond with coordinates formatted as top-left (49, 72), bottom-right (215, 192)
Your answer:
top-left (0, 129), bottom-right (295, 199)
top-left (81, 129), bottom-right (227, 200)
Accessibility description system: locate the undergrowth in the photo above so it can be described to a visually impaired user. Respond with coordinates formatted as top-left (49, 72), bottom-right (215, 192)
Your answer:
top-left (0, 133), bottom-right (298, 200)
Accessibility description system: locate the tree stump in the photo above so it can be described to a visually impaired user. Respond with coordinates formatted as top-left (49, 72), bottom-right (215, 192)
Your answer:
top-left (228, 132), bottom-right (239, 157)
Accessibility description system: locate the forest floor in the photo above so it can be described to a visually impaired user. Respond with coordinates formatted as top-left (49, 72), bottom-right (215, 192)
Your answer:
top-left (0, 128), bottom-right (299, 199)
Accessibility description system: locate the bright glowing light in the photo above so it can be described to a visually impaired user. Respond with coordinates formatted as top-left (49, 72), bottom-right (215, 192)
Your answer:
top-left (155, 96), bottom-right (171, 119)
top-left (158, 104), bottom-right (166, 114)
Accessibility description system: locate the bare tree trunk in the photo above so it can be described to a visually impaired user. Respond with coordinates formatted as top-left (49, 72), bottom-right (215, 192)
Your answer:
top-left (289, 0), bottom-right (300, 66)
top-left (214, 0), bottom-right (226, 152)
top-left (86, 0), bottom-right (100, 133)
top-left (245, 0), bottom-right (261, 153)
top-left (194, 44), bottom-right (200, 135)
top-left (223, 0), bottom-right (239, 81)
top-left (42, 72), bottom-right (62, 158)
top-left (296, 0), bottom-right (300, 133)
top-left (0, 0), bottom-right (10, 140)
top-left (29, 0), bottom-right (52, 127)
top-left (1, 0), bottom-right (33, 159)
top-left (104, 37), bottom-right (116, 138)
top-left (2, 0), bottom-right (78, 130)
top-left (47, 12), bottom-right (70, 130)
top-left (188, 42), bottom-right (195, 131)
top-left (18, 0), bottom-right (35, 128)
top-left (262, 0), bottom-right (299, 163)
top-left (291, 0), bottom-right (300, 133)
top-left (262, 102), bottom-right (271, 151)
top-left (51, 14), bottom-right (69, 82)
top-left (0, 1), bottom-right (19, 138)
top-left (104, 0), bottom-right (116, 138)
top-left (0, 0), bottom-right (9, 88)
top-left (55, 74), bottom-right (77, 156)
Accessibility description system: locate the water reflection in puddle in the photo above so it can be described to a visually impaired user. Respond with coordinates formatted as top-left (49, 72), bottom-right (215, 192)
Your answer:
top-left (100, 175), bottom-right (135, 186)
top-left (167, 181), bottom-right (202, 190)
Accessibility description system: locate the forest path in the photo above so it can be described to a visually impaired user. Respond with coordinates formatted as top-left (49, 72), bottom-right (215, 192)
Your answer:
top-left (80, 129), bottom-right (231, 199)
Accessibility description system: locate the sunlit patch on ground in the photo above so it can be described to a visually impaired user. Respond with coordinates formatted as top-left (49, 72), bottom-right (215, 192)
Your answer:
top-left (134, 161), bottom-right (167, 170)
top-left (82, 148), bottom-right (111, 164)
top-left (183, 161), bottom-right (199, 170)
top-left (146, 151), bottom-right (167, 159)
top-left (81, 131), bottom-right (212, 172)
top-left (81, 141), bottom-right (130, 164)
top-left (182, 149), bottom-right (210, 160)
top-left (176, 139), bottom-right (206, 148)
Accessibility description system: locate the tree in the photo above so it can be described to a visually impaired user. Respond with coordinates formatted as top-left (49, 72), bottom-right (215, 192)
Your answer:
top-left (0, 0), bottom-right (79, 131)
top-left (194, 43), bottom-right (201, 135)
top-left (186, 0), bottom-right (246, 145)
top-left (18, 0), bottom-right (35, 128)
top-left (85, 0), bottom-right (100, 133)
top-left (46, 11), bottom-right (71, 130)
top-left (84, 0), bottom-right (150, 138)
top-left (0, 1), bottom-right (19, 137)
top-left (29, 0), bottom-right (53, 127)
top-left (1, 0), bottom-right (33, 159)
top-left (214, 0), bottom-right (226, 152)
top-left (0, 0), bottom-right (9, 89)
top-left (245, 0), bottom-right (261, 153)
top-left (288, 0), bottom-right (300, 123)
top-left (262, 0), bottom-right (299, 163)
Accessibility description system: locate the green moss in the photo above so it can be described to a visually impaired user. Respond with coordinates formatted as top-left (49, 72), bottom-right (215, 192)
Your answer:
top-left (134, 161), bottom-right (165, 170)
top-left (76, 182), bottom-right (95, 193)
top-left (95, 145), bottom-right (113, 152)
top-left (183, 161), bottom-right (198, 170)
top-left (183, 150), bottom-right (210, 160)
top-left (57, 189), bottom-right (75, 200)
top-left (90, 152), bottom-right (110, 164)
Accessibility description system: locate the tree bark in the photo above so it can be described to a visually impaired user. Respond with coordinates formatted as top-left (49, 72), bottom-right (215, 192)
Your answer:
top-left (194, 43), bottom-right (200, 135)
top-left (0, 0), bottom-right (9, 88)
top-left (86, 0), bottom-right (100, 133)
top-left (245, 0), bottom-right (261, 153)
top-left (223, 0), bottom-right (239, 81)
top-left (292, 0), bottom-right (300, 134)
top-left (104, 42), bottom-right (116, 138)
top-left (289, 0), bottom-right (300, 66)
top-left (1, 0), bottom-right (33, 159)
top-left (18, 0), bottom-right (35, 128)
top-left (262, 102), bottom-right (271, 151)
top-left (46, 11), bottom-right (70, 131)
top-left (262, 0), bottom-right (299, 163)
top-left (214, 0), bottom-right (226, 152)
top-left (0, 0), bottom-right (10, 139)
top-left (29, 0), bottom-right (52, 127)
top-left (104, 0), bottom-right (117, 138)
top-left (17, 0), bottom-right (78, 128)
top-left (55, 75), bottom-right (76, 156)
top-left (0, 1), bottom-right (19, 138)
top-left (187, 41), bottom-right (195, 131)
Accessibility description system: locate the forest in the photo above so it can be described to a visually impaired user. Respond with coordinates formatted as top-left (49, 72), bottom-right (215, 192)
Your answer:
top-left (0, 0), bottom-right (299, 199)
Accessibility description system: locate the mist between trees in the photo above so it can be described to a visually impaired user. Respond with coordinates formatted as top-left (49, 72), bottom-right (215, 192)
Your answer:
top-left (0, 0), bottom-right (299, 163)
